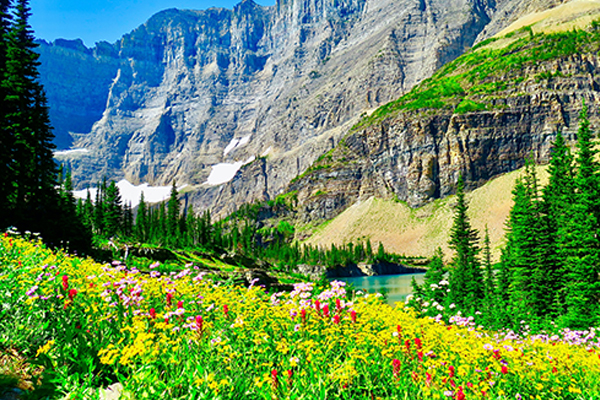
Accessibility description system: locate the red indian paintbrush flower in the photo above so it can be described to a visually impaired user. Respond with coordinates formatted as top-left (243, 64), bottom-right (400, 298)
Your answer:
top-left (448, 365), bottom-right (455, 378)
top-left (351, 310), bottom-right (357, 323)
top-left (315, 300), bottom-right (321, 313)
top-left (405, 339), bottom-right (410, 352)
top-left (392, 359), bottom-right (401, 379)
top-left (271, 369), bottom-right (278, 390)
top-left (195, 315), bottom-right (203, 332)
top-left (456, 386), bottom-right (466, 400)
top-left (300, 308), bottom-right (306, 323)
top-left (62, 275), bottom-right (69, 291)
top-left (166, 292), bottom-right (173, 307)
top-left (417, 351), bottom-right (423, 362)
top-left (335, 298), bottom-right (341, 313)
top-left (323, 304), bottom-right (330, 317)
top-left (286, 369), bottom-right (292, 387)
top-left (426, 372), bottom-right (432, 387)
top-left (501, 365), bottom-right (508, 374)
top-left (224, 304), bottom-right (229, 318)
top-left (149, 308), bottom-right (156, 319)
top-left (177, 300), bottom-right (183, 309)
top-left (415, 337), bottom-right (422, 350)
top-left (333, 315), bottom-right (340, 324)
top-left (68, 288), bottom-right (77, 301)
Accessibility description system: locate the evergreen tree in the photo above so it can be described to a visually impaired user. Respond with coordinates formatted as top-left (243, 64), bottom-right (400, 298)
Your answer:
top-left (167, 181), bottom-right (180, 245)
top-left (423, 247), bottom-right (447, 304)
top-left (482, 226), bottom-right (495, 303)
top-left (448, 175), bottom-right (483, 310)
top-left (0, 0), bottom-right (12, 228)
top-left (103, 180), bottom-right (122, 238)
top-left (4, 0), bottom-right (57, 229)
top-left (82, 189), bottom-right (94, 231)
top-left (122, 201), bottom-right (133, 238)
top-left (94, 181), bottom-right (105, 235)
top-left (562, 106), bottom-right (600, 327)
top-left (135, 192), bottom-right (148, 242)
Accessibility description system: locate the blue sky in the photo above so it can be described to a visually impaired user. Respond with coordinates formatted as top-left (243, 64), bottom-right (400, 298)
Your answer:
top-left (30, 0), bottom-right (275, 47)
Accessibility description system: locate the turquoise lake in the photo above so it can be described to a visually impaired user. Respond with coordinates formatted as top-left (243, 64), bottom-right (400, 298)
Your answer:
top-left (332, 272), bottom-right (426, 306)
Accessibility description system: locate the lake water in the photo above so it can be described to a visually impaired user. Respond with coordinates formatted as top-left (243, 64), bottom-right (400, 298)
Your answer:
top-left (332, 272), bottom-right (426, 306)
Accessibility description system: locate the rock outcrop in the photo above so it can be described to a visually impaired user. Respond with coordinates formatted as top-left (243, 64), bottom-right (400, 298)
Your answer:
top-left (286, 48), bottom-right (600, 225)
top-left (38, 0), bottom-right (550, 214)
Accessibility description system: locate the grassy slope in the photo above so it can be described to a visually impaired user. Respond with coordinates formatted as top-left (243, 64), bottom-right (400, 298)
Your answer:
top-left (352, 12), bottom-right (600, 131)
top-left (496, 0), bottom-right (600, 36)
top-left (305, 165), bottom-right (549, 261)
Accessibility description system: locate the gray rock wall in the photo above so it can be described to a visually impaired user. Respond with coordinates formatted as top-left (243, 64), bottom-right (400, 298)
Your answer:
top-left (40, 0), bottom-right (509, 210)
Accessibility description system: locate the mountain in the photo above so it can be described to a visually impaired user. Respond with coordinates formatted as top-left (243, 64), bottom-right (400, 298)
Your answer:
top-left (244, 0), bottom-right (600, 256)
top-left (39, 0), bottom-right (565, 216)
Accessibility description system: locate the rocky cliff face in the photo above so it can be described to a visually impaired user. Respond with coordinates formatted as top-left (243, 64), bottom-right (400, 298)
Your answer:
top-left (286, 47), bottom-right (600, 225)
top-left (40, 0), bottom-right (520, 210)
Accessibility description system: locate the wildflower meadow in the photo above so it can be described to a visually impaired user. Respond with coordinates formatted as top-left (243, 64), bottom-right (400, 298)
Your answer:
top-left (1, 233), bottom-right (599, 399)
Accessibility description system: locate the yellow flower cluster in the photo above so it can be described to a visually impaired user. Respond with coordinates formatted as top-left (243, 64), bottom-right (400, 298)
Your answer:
top-left (1, 234), bottom-right (599, 399)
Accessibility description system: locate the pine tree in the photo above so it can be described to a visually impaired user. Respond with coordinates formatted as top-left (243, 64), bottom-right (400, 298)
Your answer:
top-left (448, 175), bottom-right (483, 310)
top-left (4, 0), bottom-right (57, 228)
top-left (562, 105), bottom-right (600, 327)
top-left (167, 181), bottom-right (180, 245)
top-left (135, 192), bottom-right (148, 242)
top-left (0, 0), bottom-right (13, 228)
top-left (539, 130), bottom-right (575, 317)
top-left (482, 226), bottom-right (495, 304)
top-left (423, 247), bottom-right (447, 304)
top-left (103, 180), bottom-right (122, 238)
top-left (122, 201), bottom-right (133, 238)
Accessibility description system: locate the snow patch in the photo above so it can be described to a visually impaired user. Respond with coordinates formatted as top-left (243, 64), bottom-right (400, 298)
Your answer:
top-left (73, 180), bottom-right (187, 208)
top-left (205, 156), bottom-right (256, 186)
top-left (54, 148), bottom-right (89, 156)
top-left (223, 135), bottom-right (251, 157)
top-left (261, 146), bottom-right (272, 157)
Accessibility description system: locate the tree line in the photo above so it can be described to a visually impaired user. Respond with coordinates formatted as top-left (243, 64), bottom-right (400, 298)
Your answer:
top-left (413, 107), bottom-right (600, 329)
top-left (75, 178), bottom-right (415, 271)
top-left (0, 0), bottom-right (89, 251)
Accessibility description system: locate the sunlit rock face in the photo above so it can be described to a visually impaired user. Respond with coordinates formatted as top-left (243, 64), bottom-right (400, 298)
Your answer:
top-left (39, 0), bottom-right (561, 217)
